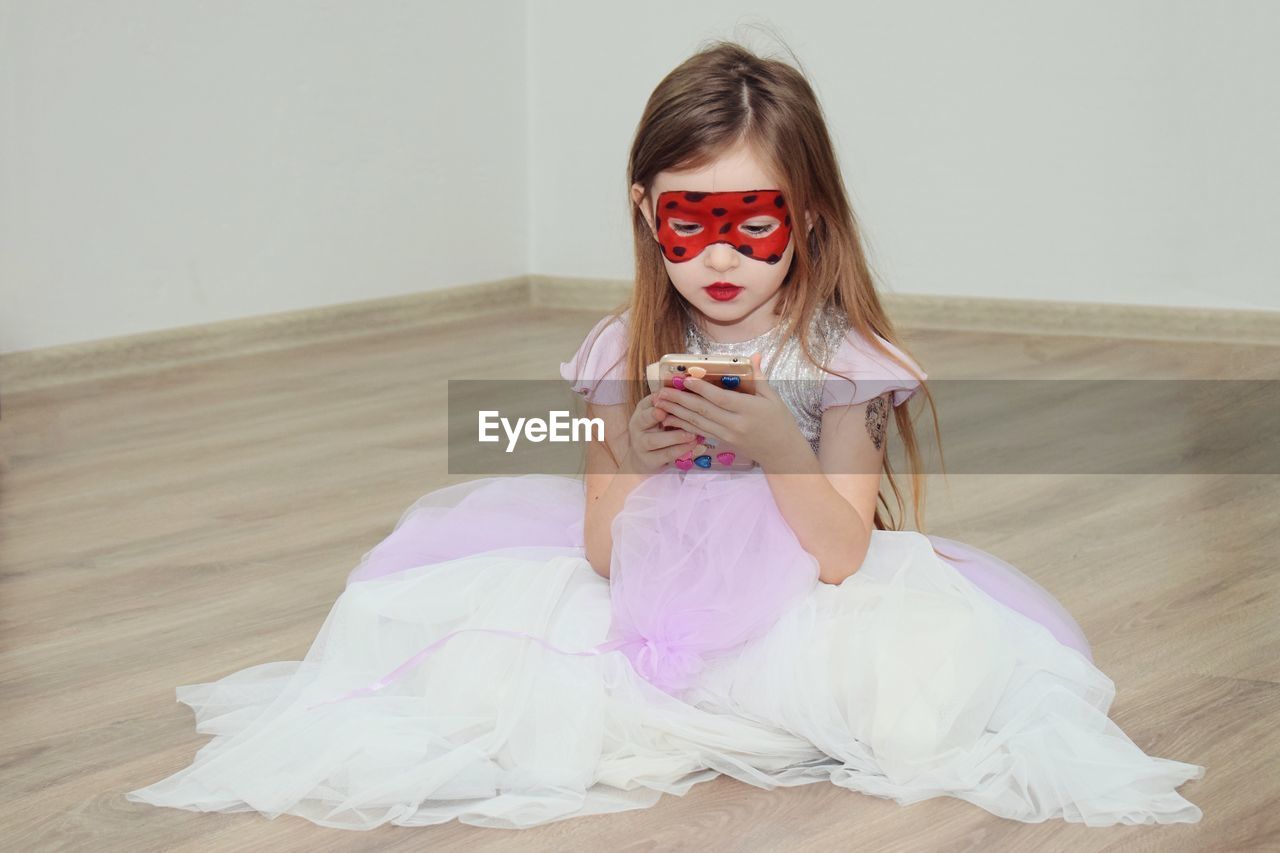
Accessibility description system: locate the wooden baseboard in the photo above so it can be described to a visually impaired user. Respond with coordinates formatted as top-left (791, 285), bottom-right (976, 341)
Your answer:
top-left (4, 274), bottom-right (1276, 394)
top-left (0, 277), bottom-right (529, 394)
top-left (530, 275), bottom-right (1280, 347)
top-left (876, 291), bottom-right (1280, 346)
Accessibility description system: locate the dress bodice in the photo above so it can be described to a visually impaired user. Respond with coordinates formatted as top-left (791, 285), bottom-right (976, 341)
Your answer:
top-left (682, 304), bottom-right (850, 455)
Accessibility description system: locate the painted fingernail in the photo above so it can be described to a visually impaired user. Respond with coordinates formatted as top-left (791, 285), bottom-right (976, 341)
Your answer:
top-left (672, 376), bottom-right (685, 390)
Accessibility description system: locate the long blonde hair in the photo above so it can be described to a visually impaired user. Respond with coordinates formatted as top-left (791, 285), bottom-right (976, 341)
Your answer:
top-left (597, 39), bottom-right (946, 534)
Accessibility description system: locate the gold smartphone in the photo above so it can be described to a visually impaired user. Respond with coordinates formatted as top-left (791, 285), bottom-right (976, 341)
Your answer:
top-left (646, 354), bottom-right (758, 471)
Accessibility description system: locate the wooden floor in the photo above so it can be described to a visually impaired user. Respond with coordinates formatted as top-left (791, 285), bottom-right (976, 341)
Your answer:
top-left (1, 304), bottom-right (1276, 851)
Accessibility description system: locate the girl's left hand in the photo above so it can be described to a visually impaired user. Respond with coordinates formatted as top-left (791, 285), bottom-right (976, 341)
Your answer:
top-left (655, 352), bottom-right (809, 470)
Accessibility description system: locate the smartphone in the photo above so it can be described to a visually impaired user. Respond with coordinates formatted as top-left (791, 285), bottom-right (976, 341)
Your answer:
top-left (646, 354), bottom-right (758, 472)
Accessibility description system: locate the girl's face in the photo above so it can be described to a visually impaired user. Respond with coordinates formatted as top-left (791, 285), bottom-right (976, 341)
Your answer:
top-left (631, 142), bottom-right (809, 340)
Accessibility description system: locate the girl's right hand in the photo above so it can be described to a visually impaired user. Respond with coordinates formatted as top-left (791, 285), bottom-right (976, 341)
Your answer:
top-left (621, 392), bottom-right (697, 475)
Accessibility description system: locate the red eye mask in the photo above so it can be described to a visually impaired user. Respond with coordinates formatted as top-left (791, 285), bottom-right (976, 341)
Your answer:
top-left (655, 189), bottom-right (793, 264)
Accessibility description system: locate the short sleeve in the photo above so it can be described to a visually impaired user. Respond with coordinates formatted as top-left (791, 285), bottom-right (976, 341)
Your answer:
top-left (820, 329), bottom-right (927, 411)
top-left (558, 312), bottom-right (629, 405)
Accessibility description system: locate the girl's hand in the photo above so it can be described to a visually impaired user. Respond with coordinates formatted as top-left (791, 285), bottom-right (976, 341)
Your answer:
top-left (654, 353), bottom-right (809, 470)
top-left (620, 392), bottom-right (698, 475)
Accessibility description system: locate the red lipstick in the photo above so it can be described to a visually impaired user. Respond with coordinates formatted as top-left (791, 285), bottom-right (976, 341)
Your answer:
top-left (705, 282), bottom-right (743, 302)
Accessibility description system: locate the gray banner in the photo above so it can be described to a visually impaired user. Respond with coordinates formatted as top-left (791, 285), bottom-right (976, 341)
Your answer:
top-left (446, 379), bottom-right (1280, 475)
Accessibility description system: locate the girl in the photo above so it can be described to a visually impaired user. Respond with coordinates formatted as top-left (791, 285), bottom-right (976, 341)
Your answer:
top-left (127, 41), bottom-right (1204, 830)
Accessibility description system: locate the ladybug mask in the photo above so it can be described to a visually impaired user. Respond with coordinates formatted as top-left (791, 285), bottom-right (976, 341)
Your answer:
top-left (654, 189), bottom-right (793, 265)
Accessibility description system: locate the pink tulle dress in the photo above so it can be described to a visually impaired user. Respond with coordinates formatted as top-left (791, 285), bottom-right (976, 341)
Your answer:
top-left (126, 307), bottom-right (1205, 831)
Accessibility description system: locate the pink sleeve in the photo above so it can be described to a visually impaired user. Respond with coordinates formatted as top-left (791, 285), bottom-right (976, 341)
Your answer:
top-left (820, 328), bottom-right (927, 410)
top-left (558, 312), bottom-right (629, 405)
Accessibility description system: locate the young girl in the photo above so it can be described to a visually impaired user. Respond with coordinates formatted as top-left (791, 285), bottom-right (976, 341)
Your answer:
top-left (127, 41), bottom-right (1204, 830)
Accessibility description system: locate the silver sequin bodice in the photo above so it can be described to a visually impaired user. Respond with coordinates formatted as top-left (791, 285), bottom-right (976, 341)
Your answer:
top-left (683, 304), bottom-right (849, 455)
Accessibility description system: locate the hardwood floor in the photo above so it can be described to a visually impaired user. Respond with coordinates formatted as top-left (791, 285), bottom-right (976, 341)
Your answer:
top-left (1, 304), bottom-right (1275, 851)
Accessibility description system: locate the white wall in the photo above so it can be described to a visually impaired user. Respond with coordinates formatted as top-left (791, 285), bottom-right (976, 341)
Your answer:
top-left (3, 2), bottom-right (1276, 355)
top-left (0, 0), bottom-right (529, 354)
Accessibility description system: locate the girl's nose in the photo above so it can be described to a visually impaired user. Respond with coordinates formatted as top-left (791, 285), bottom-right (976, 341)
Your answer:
top-left (704, 242), bottom-right (739, 271)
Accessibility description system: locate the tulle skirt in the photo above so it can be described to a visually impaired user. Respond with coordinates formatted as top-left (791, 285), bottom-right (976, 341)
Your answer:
top-left (126, 471), bottom-right (1204, 829)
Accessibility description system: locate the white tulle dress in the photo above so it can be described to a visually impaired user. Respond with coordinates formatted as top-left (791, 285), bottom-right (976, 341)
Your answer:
top-left (126, 309), bottom-right (1205, 830)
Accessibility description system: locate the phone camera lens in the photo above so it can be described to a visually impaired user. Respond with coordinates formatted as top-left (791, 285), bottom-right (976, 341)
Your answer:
top-left (677, 365), bottom-right (686, 372)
